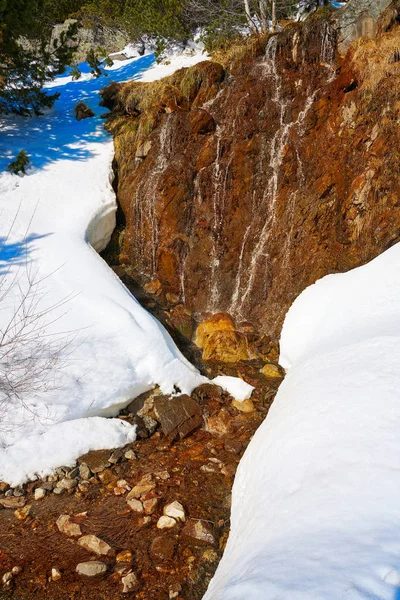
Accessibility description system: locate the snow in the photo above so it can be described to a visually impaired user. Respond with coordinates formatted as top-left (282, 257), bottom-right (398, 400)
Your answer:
top-left (0, 46), bottom-right (250, 487)
top-left (204, 243), bottom-right (400, 600)
top-left (212, 376), bottom-right (254, 401)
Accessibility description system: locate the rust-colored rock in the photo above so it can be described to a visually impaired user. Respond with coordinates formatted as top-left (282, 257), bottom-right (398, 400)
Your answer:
top-left (195, 313), bottom-right (250, 362)
top-left (154, 395), bottom-right (203, 440)
top-left (150, 536), bottom-right (176, 562)
top-left (106, 17), bottom-right (400, 341)
top-left (190, 109), bottom-right (216, 134)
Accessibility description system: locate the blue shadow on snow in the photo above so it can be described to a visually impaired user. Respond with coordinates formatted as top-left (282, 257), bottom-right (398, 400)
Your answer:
top-left (0, 233), bottom-right (52, 274)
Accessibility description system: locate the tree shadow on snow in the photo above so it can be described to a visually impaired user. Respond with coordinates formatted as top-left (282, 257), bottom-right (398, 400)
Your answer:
top-left (0, 233), bottom-right (52, 274)
top-left (0, 54), bottom-right (155, 172)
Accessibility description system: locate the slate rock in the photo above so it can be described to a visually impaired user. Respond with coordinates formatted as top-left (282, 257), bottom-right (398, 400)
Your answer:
top-left (154, 395), bottom-right (203, 440)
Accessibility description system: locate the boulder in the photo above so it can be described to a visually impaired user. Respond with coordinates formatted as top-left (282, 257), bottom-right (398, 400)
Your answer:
top-left (75, 102), bottom-right (95, 121)
top-left (154, 395), bottom-right (203, 440)
top-left (195, 313), bottom-right (250, 362)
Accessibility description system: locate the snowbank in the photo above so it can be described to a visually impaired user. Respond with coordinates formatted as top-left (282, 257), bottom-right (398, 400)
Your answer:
top-left (204, 244), bottom-right (400, 600)
top-left (0, 48), bottom-right (246, 487)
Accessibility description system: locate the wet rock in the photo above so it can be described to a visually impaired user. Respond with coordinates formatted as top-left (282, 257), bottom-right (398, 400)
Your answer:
top-left (157, 516), bottom-right (177, 529)
top-left (182, 520), bottom-right (215, 545)
top-left (164, 501), bottom-right (185, 522)
top-left (14, 505), bottom-right (31, 520)
top-left (150, 536), bottom-right (176, 562)
top-left (56, 515), bottom-right (82, 537)
top-left (206, 408), bottom-right (232, 435)
top-left (126, 475), bottom-right (155, 499)
top-left (195, 313), bottom-right (250, 362)
top-left (154, 395), bottom-right (203, 440)
top-left (75, 102), bottom-right (95, 121)
top-left (190, 109), bottom-right (216, 134)
top-left (78, 534), bottom-right (113, 556)
top-left (0, 497), bottom-right (26, 509)
top-left (78, 450), bottom-right (111, 473)
top-left (76, 561), bottom-right (107, 577)
top-left (232, 398), bottom-right (255, 413)
top-left (122, 571), bottom-right (139, 593)
top-left (127, 498), bottom-right (144, 513)
top-left (51, 567), bottom-right (62, 581)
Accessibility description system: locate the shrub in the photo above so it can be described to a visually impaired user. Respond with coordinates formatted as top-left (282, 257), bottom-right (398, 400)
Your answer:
top-left (8, 151), bottom-right (30, 175)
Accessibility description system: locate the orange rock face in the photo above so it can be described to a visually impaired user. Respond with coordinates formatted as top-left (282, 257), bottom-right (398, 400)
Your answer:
top-left (105, 17), bottom-right (400, 339)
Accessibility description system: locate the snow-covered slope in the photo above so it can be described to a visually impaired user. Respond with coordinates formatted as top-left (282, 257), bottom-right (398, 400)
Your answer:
top-left (204, 244), bottom-right (400, 600)
top-left (0, 49), bottom-right (251, 487)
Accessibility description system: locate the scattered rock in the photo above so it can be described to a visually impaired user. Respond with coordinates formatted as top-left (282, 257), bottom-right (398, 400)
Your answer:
top-left (182, 520), bottom-right (215, 545)
top-left (75, 101), bottom-right (95, 121)
top-left (34, 488), bottom-right (46, 501)
top-left (76, 561), bottom-right (107, 577)
top-left (51, 567), bottom-right (62, 581)
top-left (232, 398), bottom-right (255, 413)
top-left (67, 467), bottom-right (79, 479)
top-left (206, 408), bottom-right (232, 435)
top-left (124, 450), bottom-right (137, 460)
top-left (56, 478), bottom-right (77, 490)
top-left (135, 140), bottom-right (152, 159)
top-left (150, 536), bottom-right (176, 562)
top-left (78, 534), bottom-right (113, 556)
top-left (164, 501), bottom-right (185, 522)
top-left (143, 497), bottom-right (158, 515)
top-left (78, 450), bottom-right (111, 473)
top-left (14, 505), bottom-right (31, 520)
top-left (157, 516), bottom-right (177, 530)
top-left (109, 448), bottom-right (124, 464)
top-left (11, 566), bottom-right (22, 575)
top-left (79, 464), bottom-right (91, 480)
top-left (53, 488), bottom-right (64, 495)
top-left (126, 475), bottom-right (155, 499)
top-left (195, 313), bottom-right (249, 362)
top-left (121, 571), bottom-right (139, 593)
top-left (224, 438), bottom-right (242, 454)
top-left (0, 497), bottom-right (26, 509)
top-left (127, 498), bottom-right (144, 513)
top-left (98, 470), bottom-right (115, 485)
top-left (2, 572), bottom-right (12, 585)
top-left (169, 582), bottom-right (182, 599)
top-left (56, 515), bottom-right (82, 537)
top-left (0, 482), bottom-right (9, 493)
top-left (154, 395), bottom-right (203, 440)
top-left (12, 487), bottom-right (24, 497)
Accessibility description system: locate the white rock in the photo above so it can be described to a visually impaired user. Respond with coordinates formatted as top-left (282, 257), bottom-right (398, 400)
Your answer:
top-left (34, 488), bottom-right (46, 500)
top-left (78, 534), bottom-right (112, 556)
top-left (164, 501), bottom-right (185, 522)
top-left (127, 498), bottom-right (143, 513)
top-left (122, 571), bottom-right (139, 593)
top-left (2, 572), bottom-right (12, 584)
top-left (157, 515), bottom-right (177, 529)
top-left (76, 561), bottom-right (107, 577)
top-left (56, 515), bottom-right (82, 537)
top-left (51, 567), bottom-right (62, 581)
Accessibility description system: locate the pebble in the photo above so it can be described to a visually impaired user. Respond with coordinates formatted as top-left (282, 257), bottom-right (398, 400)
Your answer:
top-left (164, 501), bottom-right (185, 522)
top-left (76, 561), bottom-right (107, 577)
top-left (124, 450), bottom-right (137, 460)
top-left (182, 520), bottom-right (215, 545)
top-left (150, 536), bottom-right (176, 562)
top-left (143, 497), bottom-right (158, 515)
top-left (13, 487), bottom-right (24, 497)
top-left (14, 505), bottom-right (31, 520)
top-left (11, 566), bottom-right (22, 576)
top-left (232, 398), bottom-right (254, 413)
top-left (34, 488), bottom-right (46, 501)
top-left (56, 514), bottom-right (82, 537)
top-left (126, 476), bottom-right (155, 500)
top-left (78, 534), bottom-right (113, 556)
top-left (79, 464), bottom-right (91, 480)
top-left (56, 478), bottom-right (77, 490)
top-left (121, 571), bottom-right (139, 593)
top-left (0, 482), bottom-right (9, 493)
top-left (169, 583), bottom-right (182, 599)
top-left (127, 498), bottom-right (144, 513)
top-left (0, 496), bottom-right (26, 509)
top-left (67, 467), bottom-right (79, 479)
top-left (2, 572), bottom-right (12, 585)
top-left (53, 488), bottom-right (64, 495)
top-left (157, 516), bottom-right (177, 529)
top-left (51, 567), bottom-right (62, 581)
top-left (116, 550), bottom-right (133, 564)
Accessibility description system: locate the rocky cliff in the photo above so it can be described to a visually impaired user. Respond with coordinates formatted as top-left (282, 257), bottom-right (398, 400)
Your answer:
top-left (103, 1), bottom-right (400, 346)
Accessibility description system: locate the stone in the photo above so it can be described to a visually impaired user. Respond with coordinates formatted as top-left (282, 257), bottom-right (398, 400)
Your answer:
top-left (76, 561), bottom-right (107, 577)
top-left (2, 572), bottom-right (12, 584)
top-left (157, 516), bottom-right (177, 529)
top-left (169, 583), bottom-right (182, 599)
top-left (224, 438), bottom-right (242, 454)
top-left (195, 313), bottom-right (250, 362)
top-left (12, 487), bottom-right (24, 497)
top-left (14, 505), bottom-right (31, 520)
top-left (56, 478), bottom-right (77, 490)
top-left (34, 488), bottom-right (46, 500)
top-left (116, 550), bottom-right (133, 564)
top-left (190, 108), bottom-right (216, 134)
top-left (75, 101), bottom-right (95, 121)
top-left (56, 515), bottom-right (82, 537)
top-left (0, 482), bottom-right (9, 493)
top-left (79, 464), bottom-right (92, 480)
top-left (67, 467), bottom-right (80, 479)
top-left (124, 450), bottom-right (137, 460)
top-left (143, 497), bottom-right (158, 515)
top-left (127, 498), bottom-right (144, 513)
top-left (109, 448), bottom-right (124, 464)
top-left (40, 481), bottom-right (55, 491)
top-left (51, 567), bottom-right (62, 581)
top-left (142, 415), bottom-right (159, 436)
top-left (163, 501), bottom-right (185, 522)
top-left (77, 534), bottom-right (113, 556)
top-left (232, 398), bottom-right (255, 413)
top-left (11, 566), bottom-right (22, 575)
top-left (182, 520), bottom-right (215, 545)
top-left (206, 408), bottom-right (232, 435)
top-left (121, 571), bottom-right (139, 593)
top-left (135, 140), bottom-right (152, 159)
top-left (0, 497), bottom-right (26, 509)
top-left (53, 488), bottom-right (64, 495)
top-left (260, 363), bottom-right (283, 378)
top-left (150, 536), bottom-right (176, 562)
top-left (98, 470), bottom-right (115, 485)
top-left (126, 476), bottom-right (155, 499)
top-left (78, 450), bottom-right (111, 473)
top-left (154, 395), bottom-right (203, 440)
